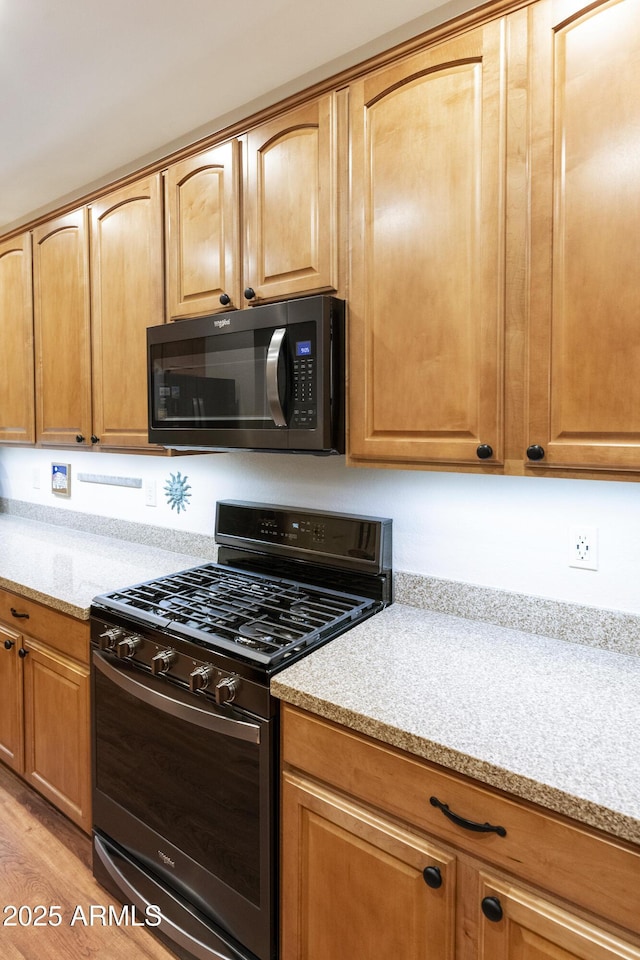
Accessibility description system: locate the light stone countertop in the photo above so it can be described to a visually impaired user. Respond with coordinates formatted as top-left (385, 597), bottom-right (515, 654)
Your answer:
top-left (2, 510), bottom-right (638, 847)
top-left (0, 514), bottom-right (209, 618)
top-left (271, 601), bottom-right (640, 846)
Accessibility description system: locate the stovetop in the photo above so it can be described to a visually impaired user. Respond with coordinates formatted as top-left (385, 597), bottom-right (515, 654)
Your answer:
top-left (91, 501), bottom-right (392, 680)
top-left (92, 562), bottom-right (378, 668)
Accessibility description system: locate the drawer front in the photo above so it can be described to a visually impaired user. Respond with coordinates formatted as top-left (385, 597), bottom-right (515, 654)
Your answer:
top-left (281, 705), bottom-right (640, 937)
top-left (0, 588), bottom-right (89, 663)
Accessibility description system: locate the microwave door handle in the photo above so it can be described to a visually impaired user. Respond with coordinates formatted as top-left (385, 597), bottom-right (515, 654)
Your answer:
top-left (266, 327), bottom-right (287, 427)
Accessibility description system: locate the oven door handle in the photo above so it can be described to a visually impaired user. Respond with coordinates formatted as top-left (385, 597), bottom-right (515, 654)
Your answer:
top-left (266, 326), bottom-right (287, 427)
top-left (93, 651), bottom-right (261, 744)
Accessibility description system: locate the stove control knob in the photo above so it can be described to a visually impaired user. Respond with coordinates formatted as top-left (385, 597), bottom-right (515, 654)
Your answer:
top-left (215, 676), bottom-right (240, 705)
top-left (189, 665), bottom-right (214, 692)
top-left (151, 649), bottom-right (176, 676)
top-left (98, 627), bottom-right (124, 651)
top-left (115, 635), bottom-right (142, 659)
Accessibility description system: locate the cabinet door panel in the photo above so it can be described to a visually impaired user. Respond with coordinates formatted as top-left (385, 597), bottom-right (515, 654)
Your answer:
top-left (0, 233), bottom-right (35, 444)
top-left (349, 23), bottom-right (505, 466)
top-left (477, 874), bottom-right (640, 960)
top-left (22, 639), bottom-right (90, 833)
top-left (32, 209), bottom-right (92, 445)
top-left (165, 141), bottom-right (240, 317)
top-left (282, 771), bottom-right (455, 960)
top-left (90, 174), bottom-right (164, 449)
top-left (244, 94), bottom-right (338, 302)
top-left (0, 625), bottom-right (23, 774)
top-left (528, 0), bottom-right (640, 470)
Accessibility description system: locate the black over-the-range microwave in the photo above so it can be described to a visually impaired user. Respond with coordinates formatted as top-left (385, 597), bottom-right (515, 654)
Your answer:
top-left (147, 295), bottom-right (345, 454)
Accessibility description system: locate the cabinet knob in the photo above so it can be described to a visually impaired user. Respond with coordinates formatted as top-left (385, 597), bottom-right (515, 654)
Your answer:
top-left (244, 287), bottom-right (256, 301)
top-left (91, 435), bottom-right (100, 444)
top-left (476, 444), bottom-right (493, 460)
top-left (219, 293), bottom-right (231, 306)
top-left (526, 444), bottom-right (545, 461)
top-left (422, 866), bottom-right (443, 889)
top-left (3, 639), bottom-right (14, 650)
top-left (18, 647), bottom-right (29, 659)
top-left (481, 896), bottom-right (503, 923)
top-left (76, 434), bottom-right (85, 443)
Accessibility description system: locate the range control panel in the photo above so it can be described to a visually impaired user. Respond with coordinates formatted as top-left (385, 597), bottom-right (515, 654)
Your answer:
top-left (215, 500), bottom-right (392, 574)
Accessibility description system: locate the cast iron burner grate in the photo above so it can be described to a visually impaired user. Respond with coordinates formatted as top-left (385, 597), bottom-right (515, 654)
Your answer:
top-left (95, 563), bottom-right (375, 666)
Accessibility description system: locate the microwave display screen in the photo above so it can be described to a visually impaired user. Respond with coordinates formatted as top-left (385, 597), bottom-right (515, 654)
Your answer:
top-left (296, 340), bottom-right (312, 357)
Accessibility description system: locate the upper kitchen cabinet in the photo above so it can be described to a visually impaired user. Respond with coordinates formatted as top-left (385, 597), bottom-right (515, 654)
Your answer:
top-left (165, 141), bottom-right (241, 318)
top-left (32, 209), bottom-right (93, 447)
top-left (242, 92), bottom-right (342, 304)
top-left (0, 233), bottom-right (35, 444)
top-left (90, 173), bottom-right (165, 450)
top-left (348, 23), bottom-right (507, 468)
top-left (526, 0), bottom-right (640, 474)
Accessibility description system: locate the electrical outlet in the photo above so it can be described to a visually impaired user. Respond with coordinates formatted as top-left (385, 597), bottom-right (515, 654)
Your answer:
top-left (144, 480), bottom-right (157, 507)
top-left (569, 526), bottom-right (598, 570)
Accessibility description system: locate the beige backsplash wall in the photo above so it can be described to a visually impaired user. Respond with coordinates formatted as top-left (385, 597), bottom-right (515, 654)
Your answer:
top-left (1, 445), bottom-right (639, 615)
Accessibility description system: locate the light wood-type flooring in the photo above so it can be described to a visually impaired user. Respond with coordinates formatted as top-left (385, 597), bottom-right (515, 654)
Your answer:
top-left (0, 763), bottom-right (176, 959)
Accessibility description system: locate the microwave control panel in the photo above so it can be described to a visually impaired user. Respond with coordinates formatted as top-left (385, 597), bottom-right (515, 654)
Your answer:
top-left (290, 333), bottom-right (317, 429)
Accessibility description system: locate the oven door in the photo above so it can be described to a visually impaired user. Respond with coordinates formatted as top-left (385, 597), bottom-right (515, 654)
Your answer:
top-left (91, 649), bottom-right (276, 960)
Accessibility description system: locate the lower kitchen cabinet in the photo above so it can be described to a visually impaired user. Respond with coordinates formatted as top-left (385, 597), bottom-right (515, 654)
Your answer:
top-left (281, 771), bottom-right (455, 959)
top-left (0, 623), bottom-right (24, 773)
top-left (281, 704), bottom-right (640, 960)
top-left (0, 589), bottom-right (91, 833)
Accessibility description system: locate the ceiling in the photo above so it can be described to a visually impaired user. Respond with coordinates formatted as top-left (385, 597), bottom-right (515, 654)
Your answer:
top-left (0, 0), bottom-right (473, 235)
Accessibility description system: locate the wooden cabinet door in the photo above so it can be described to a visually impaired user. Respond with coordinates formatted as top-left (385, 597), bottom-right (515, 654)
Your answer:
top-left (281, 771), bottom-right (456, 960)
top-left (348, 23), bottom-right (506, 467)
top-left (527, 0), bottom-right (640, 472)
top-left (0, 232), bottom-right (35, 444)
top-left (0, 625), bottom-right (24, 774)
top-left (22, 638), bottom-right (91, 833)
top-left (32, 209), bottom-right (93, 446)
top-left (243, 93), bottom-right (339, 304)
top-left (90, 173), bottom-right (164, 449)
top-left (165, 141), bottom-right (241, 318)
top-left (477, 874), bottom-right (640, 960)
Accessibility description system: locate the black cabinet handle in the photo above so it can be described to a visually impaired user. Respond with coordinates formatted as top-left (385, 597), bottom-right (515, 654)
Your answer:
top-left (481, 896), bottom-right (503, 922)
top-left (476, 444), bottom-right (493, 460)
top-left (18, 648), bottom-right (29, 659)
top-left (91, 435), bottom-right (100, 444)
top-left (10, 608), bottom-right (29, 620)
top-left (526, 444), bottom-right (545, 461)
top-left (219, 293), bottom-right (231, 306)
top-left (3, 639), bottom-right (14, 650)
top-left (244, 287), bottom-right (256, 300)
top-left (422, 866), bottom-right (443, 889)
top-left (76, 434), bottom-right (85, 443)
top-left (429, 796), bottom-right (507, 837)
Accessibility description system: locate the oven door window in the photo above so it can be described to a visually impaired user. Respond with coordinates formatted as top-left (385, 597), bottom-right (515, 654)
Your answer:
top-left (93, 661), bottom-right (270, 906)
top-left (150, 327), bottom-right (287, 429)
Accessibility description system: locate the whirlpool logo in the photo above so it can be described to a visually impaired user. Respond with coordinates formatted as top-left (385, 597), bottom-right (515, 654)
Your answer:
top-left (158, 850), bottom-right (176, 869)
top-left (214, 318), bottom-right (231, 329)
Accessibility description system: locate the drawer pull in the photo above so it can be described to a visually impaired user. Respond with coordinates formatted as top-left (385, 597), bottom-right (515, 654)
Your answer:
top-left (422, 866), bottom-right (443, 889)
top-left (429, 796), bottom-right (507, 837)
top-left (481, 896), bottom-right (504, 922)
top-left (10, 607), bottom-right (29, 620)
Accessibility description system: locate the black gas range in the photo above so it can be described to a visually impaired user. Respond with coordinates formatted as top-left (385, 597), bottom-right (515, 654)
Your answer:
top-left (90, 501), bottom-right (392, 960)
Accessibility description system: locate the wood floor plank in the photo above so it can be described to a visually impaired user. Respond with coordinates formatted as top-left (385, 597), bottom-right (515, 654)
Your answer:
top-left (0, 763), bottom-right (177, 960)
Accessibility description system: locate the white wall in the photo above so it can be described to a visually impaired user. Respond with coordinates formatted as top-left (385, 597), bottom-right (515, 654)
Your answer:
top-left (1, 446), bottom-right (639, 614)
